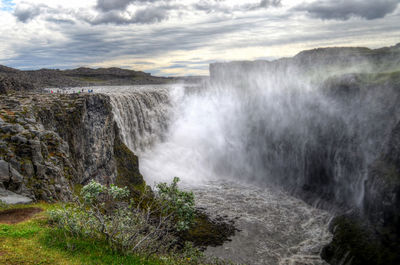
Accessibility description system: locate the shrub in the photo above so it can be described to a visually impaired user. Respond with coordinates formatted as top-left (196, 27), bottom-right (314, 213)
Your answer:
top-left (156, 177), bottom-right (195, 232)
top-left (49, 178), bottom-right (196, 256)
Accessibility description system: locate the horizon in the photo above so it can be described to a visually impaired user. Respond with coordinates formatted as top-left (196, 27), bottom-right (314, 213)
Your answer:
top-left (2, 41), bottom-right (399, 78)
top-left (0, 0), bottom-right (399, 76)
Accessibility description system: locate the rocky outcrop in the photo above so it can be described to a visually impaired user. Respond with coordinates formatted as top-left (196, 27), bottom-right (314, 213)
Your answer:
top-left (0, 92), bottom-right (144, 201)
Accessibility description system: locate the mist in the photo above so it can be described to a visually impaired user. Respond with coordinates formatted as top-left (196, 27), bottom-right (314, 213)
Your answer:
top-left (138, 50), bottom-right (400, 210)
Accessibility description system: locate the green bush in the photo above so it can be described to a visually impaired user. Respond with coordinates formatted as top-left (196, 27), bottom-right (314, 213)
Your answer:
top-left (49, 178), bottom-right (196, 256)
top-left (156, 177), bottom-right (195, 231)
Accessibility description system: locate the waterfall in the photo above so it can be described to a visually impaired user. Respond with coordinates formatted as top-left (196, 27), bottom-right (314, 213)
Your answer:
top-left (97, 60), bottom-right (400, 212)
top-left (205, 63), bottom-right (400, 208)
top-left (133, 67), bottom-right (400, 210)
top-left (100, 86), bottom-right (172, 153)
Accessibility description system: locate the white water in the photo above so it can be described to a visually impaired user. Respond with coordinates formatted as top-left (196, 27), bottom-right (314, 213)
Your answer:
top-left (95, 84), bottom-right (333, 265)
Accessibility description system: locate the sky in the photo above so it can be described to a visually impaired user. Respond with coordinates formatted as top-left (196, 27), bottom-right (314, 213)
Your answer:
top-left (0, 0), bottom-right (399, 76)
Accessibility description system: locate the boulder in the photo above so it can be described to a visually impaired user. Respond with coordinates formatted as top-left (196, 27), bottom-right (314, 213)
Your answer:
top-left (0, 188), bottom-right (32, 204)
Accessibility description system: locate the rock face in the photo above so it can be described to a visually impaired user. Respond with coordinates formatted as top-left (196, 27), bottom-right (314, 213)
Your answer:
top-left (209, 43), bottom-right (400, 264)
top-left (0, 92), bottom-right (144, 201)
top-left (321, 121), bottom-right (400, 265)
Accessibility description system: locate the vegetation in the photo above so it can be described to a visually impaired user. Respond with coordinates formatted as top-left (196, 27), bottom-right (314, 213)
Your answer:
top-left (0, 179), bottom-right (233, 265)
top-left (49, 178), bottom-right (195, 256)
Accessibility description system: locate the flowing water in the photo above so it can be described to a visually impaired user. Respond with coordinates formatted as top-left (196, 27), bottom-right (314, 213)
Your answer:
top-left (94, 84), bottom-right (334, 265)
top-left (190, 181), bottom-right (332, 265)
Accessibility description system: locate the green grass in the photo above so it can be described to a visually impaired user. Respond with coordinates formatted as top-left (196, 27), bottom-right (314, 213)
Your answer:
top-left (0, 203), bottom-right (200, 265)
top-left (0, 223), bottom-right (41, 238)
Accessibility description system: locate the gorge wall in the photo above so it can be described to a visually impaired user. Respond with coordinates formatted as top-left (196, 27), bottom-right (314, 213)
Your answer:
top-left (209, 43), bottom-right (400, 265)
top-left (0, 92), bottom-right (144, 202)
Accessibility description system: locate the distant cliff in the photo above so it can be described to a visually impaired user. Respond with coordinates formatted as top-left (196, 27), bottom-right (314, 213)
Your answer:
top-left (210, 43), bottom-right (400, 86)
top-left (0, 65), bottom-right (174, 90)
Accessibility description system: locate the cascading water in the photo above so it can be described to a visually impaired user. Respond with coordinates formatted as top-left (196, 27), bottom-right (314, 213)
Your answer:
top-left (97, 85), bottom-right (172, 152)
top-left (96, 56), bottom-right (400, 264)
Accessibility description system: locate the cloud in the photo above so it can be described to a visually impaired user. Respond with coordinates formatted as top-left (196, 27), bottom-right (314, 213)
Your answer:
top-left (87, 5), bottom-right (170, 25)
top-left (2, 0), bottom-right (400, 76)
top-left (96, 0), bottom-right (133, 12)
top-left (194, 0), bottom-right (282, 13)
top-left (14, 3), bottom-right (43, 22)
top-left (294, 0), bottom-right (400, 20)
top-left (134, 6), bottom-right (169, 23)
top-left (259, 0), bottom-right (282, 8)
top-left (96, 0), bottom-right (168, 12)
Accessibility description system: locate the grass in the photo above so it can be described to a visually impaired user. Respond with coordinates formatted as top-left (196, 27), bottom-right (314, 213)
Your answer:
top-left (0, 202), bottom-right (202, 265)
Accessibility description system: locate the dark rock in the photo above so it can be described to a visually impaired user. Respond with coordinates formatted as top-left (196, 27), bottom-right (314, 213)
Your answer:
top-left (11, 135), bottom-right (28, 144)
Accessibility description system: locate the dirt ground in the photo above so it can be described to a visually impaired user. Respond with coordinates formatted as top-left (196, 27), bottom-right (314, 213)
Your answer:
top-left (0, 208), bottom-right (43, 224)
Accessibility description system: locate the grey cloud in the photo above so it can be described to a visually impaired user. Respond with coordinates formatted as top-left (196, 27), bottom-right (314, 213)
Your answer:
top-left (96, 0), bottom-right (133, 12)
top-left (294, 0), bottom-right (400, 20)
top-left (96, 0), bottom-right (168, 12)
top-left (134, 6), bottom-right (169, 23)
top-left (14, 4), bottom-right (43, 22)
top-left (46, 18), bottom-right (76, 25)
top-left (259, 0), bottom-right (282, 8)
top-left (88, 6), bottom-right (170, 25)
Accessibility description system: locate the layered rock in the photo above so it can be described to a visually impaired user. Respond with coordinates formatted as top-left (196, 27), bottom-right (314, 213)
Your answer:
top-left (0, 92), bottom-right (144, 202)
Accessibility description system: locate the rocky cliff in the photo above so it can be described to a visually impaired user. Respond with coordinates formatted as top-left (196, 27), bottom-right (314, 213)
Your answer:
top-left (0, 92), bottom-right (144, 202)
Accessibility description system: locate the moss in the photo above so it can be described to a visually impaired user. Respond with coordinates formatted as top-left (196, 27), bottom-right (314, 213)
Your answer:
top-left (178, 211), bottom-right (236, 250)
top-left (73, 184), bottom-right (82, 197)
top-left (21, 106), bottom-right (29, 115)
top-left (113, 136), bottom-right (145, 197)
top-left (322, 216), bottom-right (399, 265)
top-left (73, 76), bottom-right (103, 83)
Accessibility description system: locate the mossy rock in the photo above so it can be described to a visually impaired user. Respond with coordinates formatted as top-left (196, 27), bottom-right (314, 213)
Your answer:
top-left (322, 215), bottom-right (399, 265)
top-left (178, 211), bottom-right (236, 250)
top-left (114, 135), bottom-right (145, 197)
